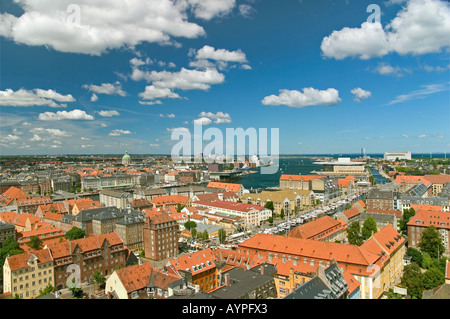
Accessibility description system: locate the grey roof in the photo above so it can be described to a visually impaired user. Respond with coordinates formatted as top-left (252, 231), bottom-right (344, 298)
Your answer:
top-left (0, 221), bottom-right (15, 230)
top-left (367, 189), bottom-right (398, 200)
top-left (209, 265), bottom-right (275, 299)
top-left (285, 276), bottom-right (330, 299)
top-left (422, 284), bottom-right (450, 299)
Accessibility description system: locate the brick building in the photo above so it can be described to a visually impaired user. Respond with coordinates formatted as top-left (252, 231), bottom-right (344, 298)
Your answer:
top-left (50, 232), bottom-right (127, 290)
top-left (143, 211), bottom-right (178, 261)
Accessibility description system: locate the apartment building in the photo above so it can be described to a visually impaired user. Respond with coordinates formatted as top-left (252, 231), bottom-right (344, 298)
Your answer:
top-left (407, 210), bottom-right (450, 257)
top-left (242, 189), bottom-right (315, 216)
top-left (166, 248), bottom-right (218, 293)
top-left (192, 200), bottom-right (271, 227)
top-left (143, 212), bottom-right (178, 261)
top-left (105, 262), bottom-right (184, 299)
top-left (3, 248), bottom-right (54, 299)
top-left (366, 190), bottom-right (400, 211)
top-left (206, 182), bottom-right (244, 198)
top-left (50, 232), bottom-right (127, 290)
top-left (99, 189), bottom-right (133, 209)
top-left (288, 215), bottom-right (347, 242)
top-left (237, 224), bottom-right (405, 299)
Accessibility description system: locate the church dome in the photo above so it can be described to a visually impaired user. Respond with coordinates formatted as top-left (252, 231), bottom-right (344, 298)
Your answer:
top-left (122, 150), bottom-right (131, 165)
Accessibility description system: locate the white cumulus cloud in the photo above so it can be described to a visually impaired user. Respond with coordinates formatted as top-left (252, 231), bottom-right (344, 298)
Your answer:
top-left (0, 0), bottom-right (218, 55)
top-left (351, 88), bottom-right (372, 103)
top-left (38, 109), bottom-right (94, 121)
top-left (261, 88), bottom-right (341, 108)
top-left (109, 129), bottom-right (132, 136)
top-left (97, 110), bottom-right (120, 117)
top-left (0, 88), bottom-right (75, 107)
top-left (82, 82), bottom-right (126, 97)
top-left (321, 0), bottom-right (450, 60)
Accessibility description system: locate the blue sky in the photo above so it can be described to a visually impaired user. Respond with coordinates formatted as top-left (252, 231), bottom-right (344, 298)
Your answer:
top-left (0, 0), bottom-right (449, 156)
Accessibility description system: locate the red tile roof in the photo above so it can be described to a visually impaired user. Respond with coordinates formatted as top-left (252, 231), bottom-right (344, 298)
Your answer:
top-left (6, 248), bottom-right (53, 271)
top-left (17, 196), bottom-right (52, 207)
top-left (151, 195), bottom-right (189, 207)
top-left (343, 207), bottom-right (361, 219)
top-left (361, 224), bottom-right (405, 266)
top-left (207, 182), bottom-right (242, 193)
top-left (395, 175), bottom-right (431, 186)
top-left (238, 233), bottom-right (380, 270)
top-left (410, 204), bottom-right (443, 212)
top-left (423, 174), bottom-right (450, 185)
top-left (407, 210), bottom-right (450, 230)
top-left (288, 216), bottom-right (345, 240)
top-left (114, 262), bottom-right (181, 294)
top-left (0, 186), bottom-right (30, 206)
top-left (48, 232), bottom-right (124, 259)
top-left (168, 248), bottom-right (217, 275)
top-left (195, 191), bottom-right (238, 202)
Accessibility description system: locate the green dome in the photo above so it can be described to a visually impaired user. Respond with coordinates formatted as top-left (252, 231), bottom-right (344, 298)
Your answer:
top-left (122, 150), bottom-right (131, 160)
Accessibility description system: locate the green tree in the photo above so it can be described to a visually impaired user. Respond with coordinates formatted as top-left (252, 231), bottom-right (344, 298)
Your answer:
top-left (418, 226), bottom-right (445, 260)
top-left (218, 228), bottom-right (227, 244)
top-left (361, 217), bottom-right (377, 240)
top-left (399, 208), bottom-right (415, 235)
top-left (184, 221), bottom-right (197, 231)
top-left (92, 270), bottom-right (106, 289)
top-left (39, 284), bottom-right (55, 296)
top-left (190, 228), bottom-right (197, 240)
top-left (202, 230), bottom-right (209, 240)
top-left (0, 237), bottom-right (23, 284)
top-left (267, 217), bottom-right (273, 224)
top-left (347, 222), bottom-right (363, 246)
top-left (176, 203), bottom-right (185, 212)
top-left (406, 247), bottom-right (423, 265)
top-left (27, 236), bottom-right (43, 250)
top-left (421, 252), bottom-right (433, 269)
top-left (422, 268), bottom-right (445, 290)
top-left (280, 209), bottom-right (285, 220)
top-left (65, 227), bottom-right (86, 240)
top-left (401, 263), bottom-right (424, 299)
top-left (264, 201), bottom-right (274, 212)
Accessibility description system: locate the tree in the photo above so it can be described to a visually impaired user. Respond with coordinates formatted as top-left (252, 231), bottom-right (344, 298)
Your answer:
top-left (176, 203), bottom-right (185, 212)
top-left (361, 217), bottom-right (377, 240)
top-left (190, 228), bottom-right (197, 240)
top-left (0, 237), bottom-right (23, 284)
top-left (65, 227), bottom-right (86, 240)
top-left (218, 228), bottom-right (226, 244)
top-left (39, 284), bottom-right (55, 296)
top-left (202, 230), bottom-right (209, 240)
top-left (92, 270), bottom-right (106, 289)
top-left (280, 209), bottom-right (285, 220)
top-left (406, 247), bottom-right (423, 265)
top-left (347, 222), bottom-right (363, 246)
top-left (264, 201), bottom-right (274, 212)
top-left (422, 268), bottom-right (445, 290)
top-left (401, 263), bottom-right (424, 299)
top-left (184, 221), bottom-right (197, 231)
top-left (400, 208), bottom-right (415, 235)
top-left (27, 236), bottom-right (43, 250)
top-left (418, 226), bottom-right (445, 260)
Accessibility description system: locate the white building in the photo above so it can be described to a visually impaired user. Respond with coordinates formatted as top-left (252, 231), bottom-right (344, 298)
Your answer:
top-left (384, 152), bottom-right (412, 161)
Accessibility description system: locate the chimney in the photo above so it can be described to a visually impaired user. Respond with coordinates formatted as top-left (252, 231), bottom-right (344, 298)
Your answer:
top-left (260, 265), bottom-right (264, 275)
top-left (218, 193), bottom-right (223, 201)
top-left (224, 273), bottom-right (230, 286)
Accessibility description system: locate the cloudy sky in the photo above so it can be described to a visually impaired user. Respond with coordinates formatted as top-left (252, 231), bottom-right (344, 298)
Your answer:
top-left (0, 0), bottom-right (449, 155)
